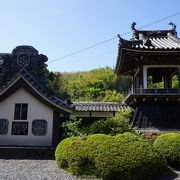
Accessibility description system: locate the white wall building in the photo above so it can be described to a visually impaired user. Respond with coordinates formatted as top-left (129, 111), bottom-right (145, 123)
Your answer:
top-left (0, 46), bottom-right (127, 147)
top-left (0, 46), bottom-right (71, 147)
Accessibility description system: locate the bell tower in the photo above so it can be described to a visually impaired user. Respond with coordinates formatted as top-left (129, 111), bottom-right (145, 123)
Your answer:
top-left (115, 22), bottom-right (180, 130)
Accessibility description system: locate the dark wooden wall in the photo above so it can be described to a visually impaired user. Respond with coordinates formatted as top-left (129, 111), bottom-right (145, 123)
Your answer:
top-left (130, 102), bottom-right (180, 129)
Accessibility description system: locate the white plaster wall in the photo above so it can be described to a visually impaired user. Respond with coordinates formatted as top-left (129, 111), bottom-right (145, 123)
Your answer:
top-left (71, 112), bottom-right (90, 117)
top-left (91, 112), bottom-right (113, 117)
top-left (71, 111), bottom-right (114, 118)
top-left (0, 88), bottom-right (53, 146)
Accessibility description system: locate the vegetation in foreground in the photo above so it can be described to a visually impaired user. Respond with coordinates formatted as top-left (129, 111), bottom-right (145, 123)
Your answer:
top-left (154, 132), bottom-right (180, 169)
top-left (55, 132), bottom-right (166, 180)
top-left (56, 112), bottom-right (180, 179)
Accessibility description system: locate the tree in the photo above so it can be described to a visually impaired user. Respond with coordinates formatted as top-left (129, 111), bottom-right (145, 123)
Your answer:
top-left (48, 71), bottom-right (67, 99)
top-left (48, 67), bottom-right (131, 102)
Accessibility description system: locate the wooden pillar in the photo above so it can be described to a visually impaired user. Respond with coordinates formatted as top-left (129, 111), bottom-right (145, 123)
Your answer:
top-left (164, 73), bottom-right (172, 89)
top-left (178, 68), bottom-right (180, 88)
top-left (52, 111), bottom-right (60, 147)
top-left (134, 68), bottom-right (140, 93)
top-left (143, 66), bottom-right (147, 89)
top-left (164, 75), bottom-right (169, 88)
top-left (139, 66), bottom-right (144, 89)
top-left (135, 76), bottom-right (140, 93)
top-left (52, 111), bottom-right (70, 147)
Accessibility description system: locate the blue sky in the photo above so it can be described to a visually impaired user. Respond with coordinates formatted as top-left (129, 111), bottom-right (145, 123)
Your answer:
top-left (0, 0), bottom-right (180, 72)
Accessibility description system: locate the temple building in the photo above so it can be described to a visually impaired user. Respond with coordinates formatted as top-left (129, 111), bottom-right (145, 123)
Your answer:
top-left (0, 46), bottom-right (124, 147)
top-left (115, 22), bottom-right (180, 130)
top-left (0, 46), bottom-right (72, 147)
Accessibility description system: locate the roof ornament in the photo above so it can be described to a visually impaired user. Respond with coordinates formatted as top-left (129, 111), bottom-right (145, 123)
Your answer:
top-left (169, 22), bottom-right (177, 36)
top-left (117, 34), bottom-right (126, 44)
top-left (169, 22), bottom-right (176, 31)
top-left (117, 34), bottom-right (122, 42)
top-left (139, 33), bottom-right (152, 47)
top-left (131, 22), bottom-right (139, 40)
top-left (0, 46), bottom-right (48, 87)
top-left (117, 34), bottom-right (121, 39)
top-left (131, 22), bottom-right (137, 31)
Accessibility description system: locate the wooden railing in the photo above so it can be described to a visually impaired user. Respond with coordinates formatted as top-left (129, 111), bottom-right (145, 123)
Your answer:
top-left (132, 88), bottom-right (180, 95)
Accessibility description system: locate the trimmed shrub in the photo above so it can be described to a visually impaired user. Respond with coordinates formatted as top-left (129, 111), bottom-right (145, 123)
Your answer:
top-left (55, 136), bottom-right (97, 177)
top-left (85, 134), bottom-right (112, 160)
top-left (94, 132), bottom-right (166, 180)
top-left (55, 137), bottom-right (78, 169)
top-left (55, 133), bottom-right (166, 179)
top-left (154, 132), bottom-right (180, 169)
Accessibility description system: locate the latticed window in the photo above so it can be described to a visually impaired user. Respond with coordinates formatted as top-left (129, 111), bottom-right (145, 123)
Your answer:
top-left (14, 104), bottom-right (28, 120)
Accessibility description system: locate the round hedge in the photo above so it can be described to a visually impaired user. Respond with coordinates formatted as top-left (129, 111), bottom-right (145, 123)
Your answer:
top-left (55, 137), bottom-right (79, 169)
top-left (55, 136), bottom-right (98, 176)
top-left (154, 133), bottom-right (180, 168)
top-left (55, 133), bottom-right (166, 179)
top-left (94, 132), bottom-right (166, 180)
top-left (85, 134), bottom-right (112, 159)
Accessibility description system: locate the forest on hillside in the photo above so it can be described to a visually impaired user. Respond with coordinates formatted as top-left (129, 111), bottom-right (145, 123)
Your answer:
top-left (48, 67), bottom-right (132, 102)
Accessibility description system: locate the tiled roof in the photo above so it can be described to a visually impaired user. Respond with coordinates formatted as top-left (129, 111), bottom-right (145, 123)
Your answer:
top-left (19, 69), bottom-right (69, 108)
top-left (119, 22), bottom-right (180, 50)
top-left (73, 102), bottom-right (129, 112)
top-left (0, 69), bottom-right (72, 112)
top-left (0, 46), bottom-right (72, 113)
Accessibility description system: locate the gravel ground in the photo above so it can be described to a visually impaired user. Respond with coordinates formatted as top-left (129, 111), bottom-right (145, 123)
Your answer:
top-left (0, 159), bottom-right (73, 180)
top-left (0, 159), bottom-right (179, 180)
top-left (0, 159), bottom-right (99, 180)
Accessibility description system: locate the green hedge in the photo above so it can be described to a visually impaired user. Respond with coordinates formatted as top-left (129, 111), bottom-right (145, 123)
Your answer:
top-left (55, 137), bottom-right (78, 169)
top-left (154, 133), bottom-right (180, 169)
top-left (55, 136), bottom-right (94, 176)
top-left (94, 133), bottom-right (166, 180)
top-left (56, 133), bottom-right (166, 179)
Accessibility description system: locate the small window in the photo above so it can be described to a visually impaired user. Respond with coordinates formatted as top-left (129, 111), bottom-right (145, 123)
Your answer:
top-left (14, 104), bottom-right (28, 120)
top-left (32, 120), bottom-right (47, 136)
top-left (11, 122), bottom-right (28, 135)
top-left (0, 119), bottom-right (9, 135)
